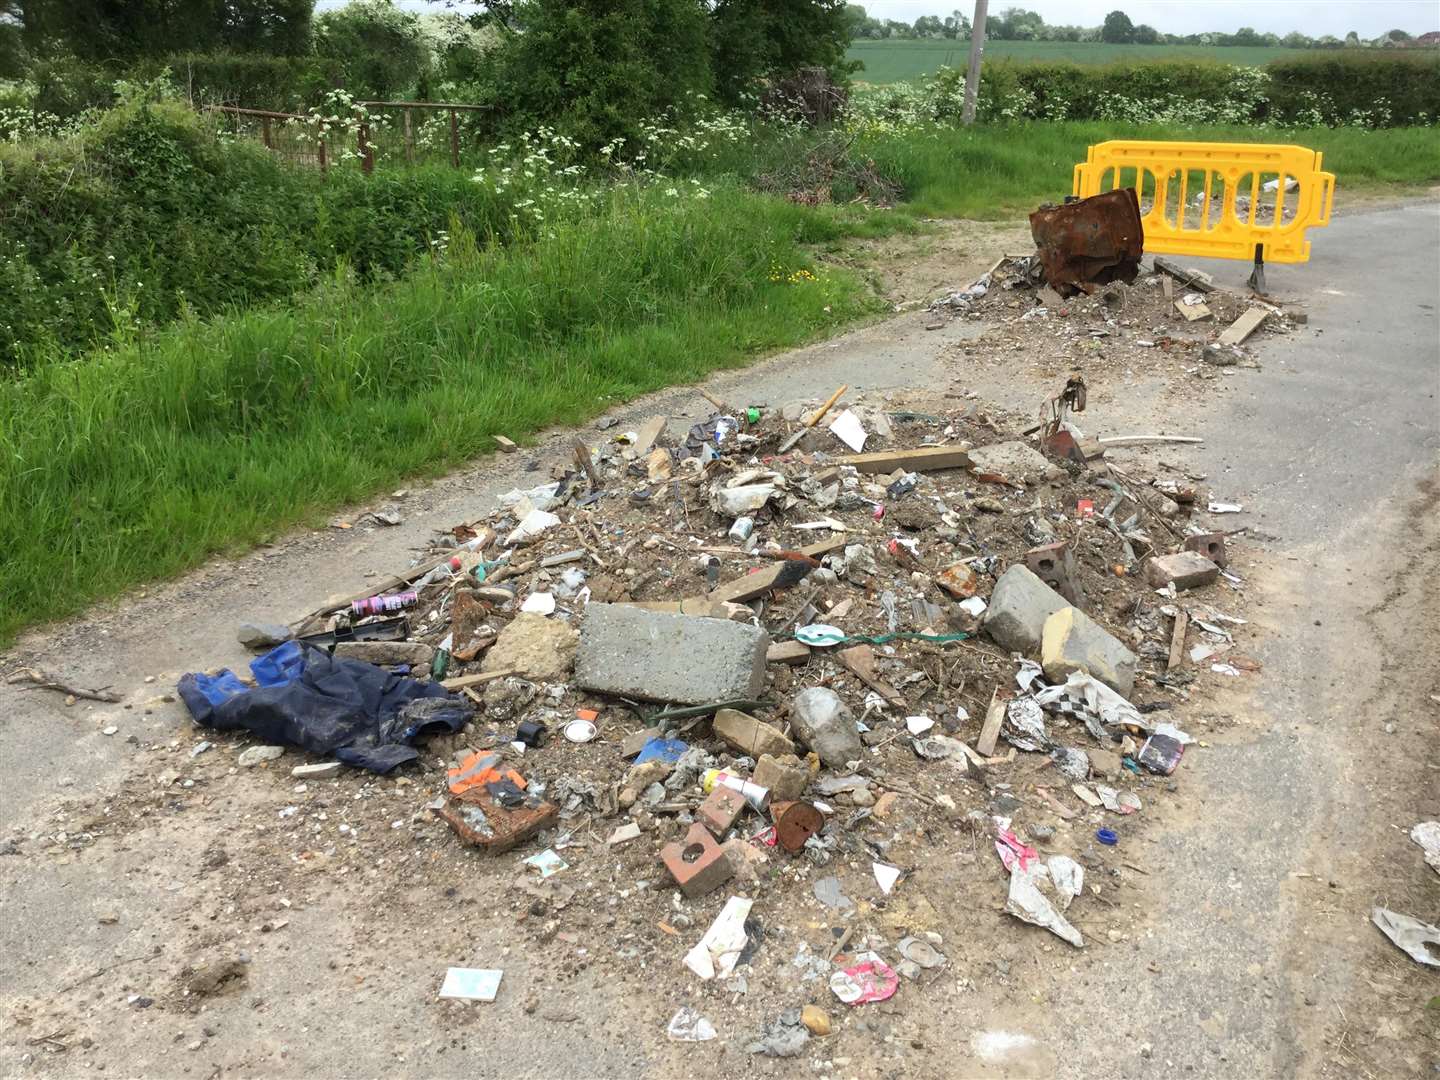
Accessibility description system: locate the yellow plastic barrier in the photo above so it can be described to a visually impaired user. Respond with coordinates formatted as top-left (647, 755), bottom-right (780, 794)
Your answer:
top-left (1072, 141), bottom-right (1334, 265)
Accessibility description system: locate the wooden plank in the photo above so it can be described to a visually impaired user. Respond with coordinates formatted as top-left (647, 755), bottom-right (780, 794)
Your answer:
top-left (1217, 307), bottom-right (1268, 347)
top-left (707, 560), bottom-right (790, 604)
top-left (1154, 256), bottom-right (1214, 293)
top-left (442, 669), bottom-right (517, 691)
top-left (976, 686), bottom-right (1008, 757)
top-left (1175, 300), bottom-right (1212, 322)
top-left (767, 640), bottom-right (811, 665)
top-left (838, 445), bottom-right (973, 474)
top-left (1167, 609), bottom-right (1189, 671)
top-left (798, 537), bottom-right (847, 559)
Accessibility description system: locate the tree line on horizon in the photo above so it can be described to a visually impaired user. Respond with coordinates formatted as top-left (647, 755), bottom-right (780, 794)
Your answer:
top-left (844, 5), bottom-right (1436, 50)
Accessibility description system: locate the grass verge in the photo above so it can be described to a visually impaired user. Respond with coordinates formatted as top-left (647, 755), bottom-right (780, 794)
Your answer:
top-left (861, 122), bottom-right (1440, 218)
top-left (0, 185), bottom-right (884, 645)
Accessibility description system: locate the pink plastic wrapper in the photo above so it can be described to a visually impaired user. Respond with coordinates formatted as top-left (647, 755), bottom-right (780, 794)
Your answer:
top-left (830, 952), bottom-right (899, 1006)
top-left (994, 828), bottom-right (1038, 873)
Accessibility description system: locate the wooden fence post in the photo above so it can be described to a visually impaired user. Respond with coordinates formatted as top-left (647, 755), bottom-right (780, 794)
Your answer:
top-left (318, 136), bottom-right (328, 175)
top-left (261, 115), bottom-right (272, 149)
top-left (359, 122), bottom-right (374, 175)
top-left (404, 107), bottom-right (414, 163)
top-left (962, 0), bottom-right (988, 126)
top-left (449, 108), bottom-right (460, 169)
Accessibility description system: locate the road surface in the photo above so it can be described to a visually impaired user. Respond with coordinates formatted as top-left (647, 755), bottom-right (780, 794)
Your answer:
top-left (2, 201), bottom-right (1436, 1078)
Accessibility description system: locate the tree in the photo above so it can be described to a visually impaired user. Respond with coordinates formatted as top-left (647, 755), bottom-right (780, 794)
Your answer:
top-left (1344, 30), bottom-right (1360, 46)
top-left (710, 0), bottom-right (853, 104)
top-left (943, 8), bottom-right (968, 38)
top-left (1132, 22), bottom-right (1158, 44)
top-left (1281, 31), bottom-right (1311, 48)
top-left (1100, 9), bottom-right (1133, 44)
top-left (912, 13), bottom-right (942, 37)
top-left (842, 3), bottom-right (866, 39)
top-left (482, 0), bottom-right (712, 147)
top-left (21, 0), bottom-right (314, 59)
top-left (313, 0), bottom-right (429, 98)
top-left (1385, 28), bottom-right (1411, 42)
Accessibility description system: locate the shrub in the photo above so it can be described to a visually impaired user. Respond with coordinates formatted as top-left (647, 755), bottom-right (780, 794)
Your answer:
top-left (165, 52), bottom-right (345, 111)
top-left (477, 0), bottom-right (714, 150)
top-left (1267, 52), bottom-right (1440, 127)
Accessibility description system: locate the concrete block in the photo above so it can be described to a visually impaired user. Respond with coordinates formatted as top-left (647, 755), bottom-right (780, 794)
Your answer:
top-left (481, 613), bottom-right (579, 680)
top-left (1182, 532), bottom-right (1229, 569)
top-left (983, 565), bottom-right (1069, 656)
top-left (1145, 551), bottom-right (1220, 592)
top-left (1024, 541), bottom-right (1084, 606)
top-left (711, 709), bottom-right (795, 758)
top-left (1041, 607), bottom-right (1136, 696)
top-left (967, 440), bottom-right (1054, 483)
top-left (575, 604), bottom-right (769, 705)
top-left (753, 753), bottom-right (809, 801)
top-left (661, 823), bottom-right (734, 898)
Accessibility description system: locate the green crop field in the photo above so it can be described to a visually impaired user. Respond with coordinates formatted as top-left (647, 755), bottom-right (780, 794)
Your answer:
top-left (848, 40), bottom-right (1314, 82)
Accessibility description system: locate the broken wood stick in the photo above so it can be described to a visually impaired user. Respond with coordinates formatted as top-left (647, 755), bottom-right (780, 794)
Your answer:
top-left (442, 669), bottom-right (518, 691)
top-left (976, 686), bottom-right (1007, 757)
top-left (572, 437), bottom-right (601, 489)
top-left (1153, 256), bottom-right (1214, 293)
top-left (697, 387), bottom-right (729, 413)
top-left (1097, 435), bottom-right (1203, 447)
top-left (1168, 609), bottom-right (1189, 671)
top-left (7, 669), bottom-right (121, 703)
top-left (777, 383), bottom-right (849, 453)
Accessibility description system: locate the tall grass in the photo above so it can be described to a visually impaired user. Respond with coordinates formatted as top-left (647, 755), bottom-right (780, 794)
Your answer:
top-left (860, 122), bottom-right (1440, 218)
top-left (0, 185), bottom-right (881, 644)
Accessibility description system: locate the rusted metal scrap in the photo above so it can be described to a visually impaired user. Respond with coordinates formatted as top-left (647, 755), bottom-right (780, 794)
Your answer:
top-left (1029, 189), bottom-right (1144, 290)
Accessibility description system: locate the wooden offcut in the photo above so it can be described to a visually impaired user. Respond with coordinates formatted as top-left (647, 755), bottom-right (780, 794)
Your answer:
top-left (976, 686), bottom-right (1007, 757)
top-left (838, 445), bottom-right (973, 474)
top-left (1218, 307), bottom-right (1268, 346)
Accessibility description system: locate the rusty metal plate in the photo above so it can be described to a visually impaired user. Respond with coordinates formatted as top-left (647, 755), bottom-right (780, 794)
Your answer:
top-left (1029, 189), bottom-right (1144, 290)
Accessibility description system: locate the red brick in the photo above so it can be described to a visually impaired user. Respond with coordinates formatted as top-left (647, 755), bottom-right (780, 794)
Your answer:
top-left (660, 823), bottom-right (734, 898)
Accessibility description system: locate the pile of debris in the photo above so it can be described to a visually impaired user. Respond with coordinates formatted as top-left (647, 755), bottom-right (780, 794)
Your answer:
top-left (180, 378), bottom-right (1257, 1041)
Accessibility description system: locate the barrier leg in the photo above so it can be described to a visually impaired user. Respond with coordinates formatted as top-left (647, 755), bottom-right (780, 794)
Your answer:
top-left (1247, 243), bottom-right (1266, 294)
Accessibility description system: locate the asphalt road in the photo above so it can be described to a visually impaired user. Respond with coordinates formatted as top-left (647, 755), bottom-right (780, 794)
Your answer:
top-left (1, 201), bottom-right (1436, 1078)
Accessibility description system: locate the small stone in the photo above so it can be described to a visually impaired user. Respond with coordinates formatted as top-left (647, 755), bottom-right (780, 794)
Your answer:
top-left (801, 1005), bottom-right (831, 1036)
top-left (101, 725), bottom-right (119, 736)
top-left (789, 688), bottom-right (861, 769)
top-left (238, 745), bottom-right (285, 768)
top-left (850, 788), bottom-right (875, 808)
top-left (481, 613), bottom-right (579, 681)
top-left (98, 913), bottom-right (119, 925)
top-left (236, 622), bottom-right (293, 649)
top-left (973, 496), bottom-right (1005, 514)
top-left (291, 762), bottom-right (342, 780)
top-left (1088, 748), bottom-right (1123, 780)
top-left (753, 754), bottom-right (809, 801)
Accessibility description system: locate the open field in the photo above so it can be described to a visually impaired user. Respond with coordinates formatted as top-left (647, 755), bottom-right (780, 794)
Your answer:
top-left (850, 40), bottom-right (1317, 82)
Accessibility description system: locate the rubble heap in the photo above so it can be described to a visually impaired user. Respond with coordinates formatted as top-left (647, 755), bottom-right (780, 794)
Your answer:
top-left (184, 381), bottom-right (1260, 1041)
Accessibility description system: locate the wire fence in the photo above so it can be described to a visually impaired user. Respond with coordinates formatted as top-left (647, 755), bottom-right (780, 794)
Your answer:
top-left (204, 101), bottom-right (492, 174)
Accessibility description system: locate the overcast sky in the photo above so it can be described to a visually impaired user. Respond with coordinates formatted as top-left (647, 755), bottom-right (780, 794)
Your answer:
top-left (857, 1), bottom-right (1437, 37)
top-left (316, 2), bottom-right (1440, 38)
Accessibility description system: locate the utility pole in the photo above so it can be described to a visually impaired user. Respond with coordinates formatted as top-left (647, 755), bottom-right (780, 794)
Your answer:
top-left (961, 0), bottom-right (988, 125)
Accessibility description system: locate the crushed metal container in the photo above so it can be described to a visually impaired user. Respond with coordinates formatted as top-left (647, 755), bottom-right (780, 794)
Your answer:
top-left (1029, 188), bottom-right (1144, 290)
